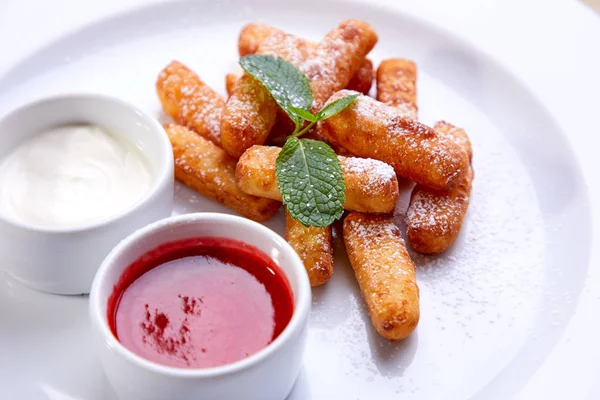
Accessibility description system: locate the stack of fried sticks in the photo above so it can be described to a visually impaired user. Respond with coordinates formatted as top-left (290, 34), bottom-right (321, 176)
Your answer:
top-left (156, 20), bottom-right (474, 341)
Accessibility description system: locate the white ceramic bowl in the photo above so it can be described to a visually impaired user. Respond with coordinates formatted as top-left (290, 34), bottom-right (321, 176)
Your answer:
top-left (89, 213), bottom-right (311, 400)
top-left (0, 94), bottom-right (174, 294)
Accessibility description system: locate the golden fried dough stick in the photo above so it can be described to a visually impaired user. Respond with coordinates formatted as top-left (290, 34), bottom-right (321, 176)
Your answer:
top-left (236, 145), bottom-right (399, 213)
top-left (406, 121), bottom-right (473, 254)
top-left (238, 23), bottom-right (373, 95)
top-left (319, 90), bottom-right (469, 190)
top-left (223, 71), bottom-right (297, 145)
top-left (238, 23), bottom-right (282, 56)
top-left (340, 156), bottom-right (399, 212)
top-left (301, 19), bottom-right (378, 111)
top-left (224, 69), bottom-right (298, 146)
top-left (221, 33), bottom-right (309, 159)
top-left (165, 124), bottom-right (280, 222)
top-left (343, 212), bottom-right (420, 341)
top-left (376, 58), bottom-right (418, 119)
top-left (156, 61), bottom-right (224, 146)
top-left (347, 58), bottom-right (374, 95)
top-left (285, 209), bottom-right (334, 286)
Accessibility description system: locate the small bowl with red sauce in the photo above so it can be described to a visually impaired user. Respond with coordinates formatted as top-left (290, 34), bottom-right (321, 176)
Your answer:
top-left (89, 213), bottom-right (310, 400)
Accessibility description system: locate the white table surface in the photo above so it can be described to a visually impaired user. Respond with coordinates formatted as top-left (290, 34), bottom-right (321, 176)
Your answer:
top-left (1, 0), bottom-right (599, 398)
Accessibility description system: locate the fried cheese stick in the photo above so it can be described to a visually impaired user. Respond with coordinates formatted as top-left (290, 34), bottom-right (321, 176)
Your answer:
top-left (343, 212), bottom-right (420, 341)
top-left (165, 124), bottom-right (280, 222)
top-left (221, 32), bottom-right (309, 159)
top-left (236, 145), bottom-right (399, 213)
top-left (319, 90), bottom-right (469, 190)
top-left (237, 23), bottom-right (374, 94)
top-left (376, 58), bottom-right (418, 119)
top-left (300, 19), bottom-right (378, 111)
top-left (406, 121), bottom-right (474, 254)
top-left (156, 61), bottom-right (225, 146)
top-left (285, 209), bottom-right (334, 286)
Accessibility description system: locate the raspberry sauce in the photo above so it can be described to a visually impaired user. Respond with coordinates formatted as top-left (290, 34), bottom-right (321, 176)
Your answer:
top-left (107, 237), bottom-right (294, 369)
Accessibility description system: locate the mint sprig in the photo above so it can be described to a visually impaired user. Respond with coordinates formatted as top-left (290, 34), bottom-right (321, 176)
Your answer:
top-left (276, 138), bottom-right (345, 227)
top-left (239, 55), bottom-right (357, 227)
top-left (239, 55), bottom-right (312, 131)
top-left (316, 94), bottom-right (359, 120)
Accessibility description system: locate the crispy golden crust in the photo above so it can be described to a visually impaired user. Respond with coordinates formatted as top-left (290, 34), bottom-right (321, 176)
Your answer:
top-left (406, 121), bottom-right (473, 254)
top-left (236, 146), bottom-right (281, 199)
top-left (347, 58), bottom-right (374, 95)
top-left (376, 58), bottom-right (418, 119)
top-left (343, 212), bottom-right (420, 341)
top-left (339, 156), bottom-right (399, 213)
top-left (434, 120), bottom-right (473, 162)
top-left (285, 209), bottom-right (334, 286)
top-left (235, 145), bottom-right (399, 213)
top-left (238, 23), bottom-right (282, 56)
top-left (220, 73), bottom-right (278, 159)
top-left (238, 23), bottom-right (373, 96)
top-left (221, 33), bottom-right (309, 159)
top-left (156, 61), bottom-right (224, 146)
top-left (165, 124), bottom-right (280, 222)
top-left (319, 91), bottom-right (469, 190)
top-left (301, 19), bottom-right (378, 111)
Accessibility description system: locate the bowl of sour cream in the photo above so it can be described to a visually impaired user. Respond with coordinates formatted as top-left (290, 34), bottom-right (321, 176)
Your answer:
top-left (0, 94), bottom-right (174, 294)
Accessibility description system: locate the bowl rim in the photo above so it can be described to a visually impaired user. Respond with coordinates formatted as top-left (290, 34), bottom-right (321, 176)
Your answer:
top-left (0, 93), bottom-right (174, 234)
top-left (89, 212), bottom-right (312, 378)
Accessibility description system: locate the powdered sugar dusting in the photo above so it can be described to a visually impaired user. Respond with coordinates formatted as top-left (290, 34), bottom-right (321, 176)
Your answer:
top-left (157, 63), bottom-right (223, 145)
top-left (346, 215), bottom-right (402, 248)
top-left (330, 92), bottom-right (465, 187)
top-left (434, 121), bottom-right (473, 161)
top-left (258, 32), bottom-right (308, 66)
top-left (406, 189), bottom-right (459, 232)
top-left (301, 20), bottom-right (376, 110)
top-left (295, 228), bottom-right (332, 270)
top-left (345, 216), bottom-right (410, 286)
top-left (302, 36), bottom-right (354, 79)
top-left (342, 157), bottom-right (396, 194)
top-left (171, 135), bottom-right (231, 189)
top-left (223, 85), bottom-right (264, 131)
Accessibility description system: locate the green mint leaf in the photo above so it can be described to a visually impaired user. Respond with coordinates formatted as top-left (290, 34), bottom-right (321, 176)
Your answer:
top-left (316, 94), bottom-right (359, 121)
top-left (275, 138), bottom-right (346, 227)
top-left (289, 106), bottom-right (318, 123)
top-left (239, 55), bottom-right (313, 127)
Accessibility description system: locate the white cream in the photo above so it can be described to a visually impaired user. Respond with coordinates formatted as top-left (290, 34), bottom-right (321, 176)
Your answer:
top-left (0, 124), bottom-right (153, 227)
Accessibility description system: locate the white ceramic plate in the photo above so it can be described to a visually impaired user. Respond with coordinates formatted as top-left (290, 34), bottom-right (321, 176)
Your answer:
top-left (0, 0), bottom-right (599, 399)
